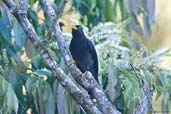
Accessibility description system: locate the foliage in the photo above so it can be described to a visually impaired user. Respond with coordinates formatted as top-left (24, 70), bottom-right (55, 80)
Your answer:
top-left (72, 0), bottom-right (156, 38)
top-left (0, 75), bottom-right (18, 114)
top-left (0, 0), bottom-right (171, 114)
top-left (87, 23), bottom-right (171, 113)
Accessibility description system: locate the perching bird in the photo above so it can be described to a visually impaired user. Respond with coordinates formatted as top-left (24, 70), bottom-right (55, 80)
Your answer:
top-left (69, 24), bottom-right (99, 85)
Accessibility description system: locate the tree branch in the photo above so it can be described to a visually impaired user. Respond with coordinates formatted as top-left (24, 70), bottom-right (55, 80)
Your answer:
top-left (135, 83), bottom-right (154, 114)
top-left (43, 0), bottom-right (68, 40)
top-left (40, 0), bottom-right (121, 114)
top-left (3, 0), bottom-right (103, 114)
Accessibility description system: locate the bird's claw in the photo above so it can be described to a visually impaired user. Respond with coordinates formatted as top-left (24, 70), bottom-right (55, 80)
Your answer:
top-left (69, 59), bottom-right (76, 65)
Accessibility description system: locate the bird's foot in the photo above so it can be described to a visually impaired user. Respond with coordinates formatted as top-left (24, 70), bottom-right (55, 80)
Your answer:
top-left (69, 59), bottom-right (76, 65)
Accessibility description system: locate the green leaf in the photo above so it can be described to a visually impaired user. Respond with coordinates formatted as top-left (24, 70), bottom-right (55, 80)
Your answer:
top-left (28, 9), bottom-right (38, 29)
top-left (157, 73), bottom-right (166, 87)
top-left (124, 0), bottom-right (141, 15)
top-left (118, 0), bottom-right (128, 21)
top-left (143, 16), bottom-right (151, 38)
top-left (0, 7), bottom-right (12, 44)
top-left (36, 24), bottom-right (45, 36)
top-left (121, 69), bottom-right (139, 89)
top-left (32, 55), bottom-right (42, 69)
top-left (13, 79), bottom-right (25, 104)
top-left (123, 0), bottom-right (131, 13)
top-left (72, 0), bottom-right (90, 16)
top-left (29, 0), bottom-right (35, 7)
top-left (124, 83), bottom-right (133, 109)
top-left (0, 76), bottom-right (19, 114)
top-left (130, 16), bottom-right (143, 36)
top-left (25, 77), bottom-right (55, 114)
top-left (33, 69), bottom-right (52, 78)
top-left (28, 9), bottom-right (38, 21)
top-left (104, 0), bottom-right (115, 21)
top-left (57, 84), bottom-right (66, 114)
top-left (107, 64), bottom-right (117, 102)
top-left (13, 20), bottom-right (27, 49)
top-left (155, 86), bottom-right (162, 100)
top-left (6, 83), bottom-right (19, 113)
top-left (144, 0), bottom-right (155, 17)
top-left (121, 39), bottom-right (129, 47)
top-left (162, 92), bottom-right (169, 113)
top-left (45, 87), bottom-right (55, 114)
top-left (89, 0), bottom-right (96, 10)
top-left (54, 0), bottom-right (61, 6)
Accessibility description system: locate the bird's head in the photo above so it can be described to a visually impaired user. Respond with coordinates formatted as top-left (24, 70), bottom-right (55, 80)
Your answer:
top-left (71, 24), bottom-right (84, 38)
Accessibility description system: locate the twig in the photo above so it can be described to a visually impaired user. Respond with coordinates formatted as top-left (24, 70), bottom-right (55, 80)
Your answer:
top-left (55, 0), bottom-right (67, 19)
top-left (44, 0), bottom-right (67, 40)
top-left (3, 0), bottom-right (103, 114)
top-left (130, 64), bottom-right (156, 114)
top-left (135, 84), bottom-right (153, 114)
top-left (130, 64), bottom-right (143, 87)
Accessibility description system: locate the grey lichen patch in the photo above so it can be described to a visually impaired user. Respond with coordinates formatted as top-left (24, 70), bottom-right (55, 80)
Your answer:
top-left (18, 0), bottom-right (28, 14)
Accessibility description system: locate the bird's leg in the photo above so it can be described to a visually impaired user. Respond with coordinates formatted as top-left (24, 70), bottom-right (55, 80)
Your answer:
top-left (69, 59), bottom-right (76, 65)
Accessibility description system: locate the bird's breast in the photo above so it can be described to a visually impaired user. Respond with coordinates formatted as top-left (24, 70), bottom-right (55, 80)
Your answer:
top-left (70, 38), bottom-right (88, 59)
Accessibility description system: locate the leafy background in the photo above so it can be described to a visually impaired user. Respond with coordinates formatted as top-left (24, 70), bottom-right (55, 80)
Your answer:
top-left (0, 0), bottom-right (171, 114)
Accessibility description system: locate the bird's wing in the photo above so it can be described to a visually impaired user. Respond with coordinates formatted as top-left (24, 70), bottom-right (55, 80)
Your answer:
top-left (87, 39), bottom-right (98, 80)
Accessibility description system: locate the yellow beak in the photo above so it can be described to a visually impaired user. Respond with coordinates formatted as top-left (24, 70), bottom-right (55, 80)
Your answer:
top-left (72, 25), bottom-right (78, 30)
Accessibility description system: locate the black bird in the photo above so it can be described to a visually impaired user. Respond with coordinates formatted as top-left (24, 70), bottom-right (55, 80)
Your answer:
top-left (69, 25), bottom-right (99, 84)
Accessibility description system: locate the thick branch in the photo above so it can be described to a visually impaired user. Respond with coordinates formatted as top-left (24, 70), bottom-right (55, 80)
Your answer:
top-left (3, 0), bottom-right (102, 114)
top-left (40, 0), bottom-right (121, 114)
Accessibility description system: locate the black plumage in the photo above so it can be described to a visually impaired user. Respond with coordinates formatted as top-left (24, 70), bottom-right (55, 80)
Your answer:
top-left (69, 25), bottom-right (99, 83)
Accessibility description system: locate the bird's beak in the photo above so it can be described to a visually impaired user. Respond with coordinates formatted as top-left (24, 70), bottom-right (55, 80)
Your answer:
top-left (72, 25), bottom-right (78, 30)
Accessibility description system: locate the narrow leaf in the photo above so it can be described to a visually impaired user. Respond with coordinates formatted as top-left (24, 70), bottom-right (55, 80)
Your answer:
top-left (57, 84), bottom-right (66, 114)
top-left (6, 83), bottom-right (19, 113)
top-left (107, 64), bottom-right (117, 102)
top-left (0, 6), bottom-right (12, 43)
top-left (13, 20), bottom-right (27, 48)
top-left (162, 92), bottom-right (169, 113)
top-left (0, 77), bottom-right (19, 114)
top-left (145, 0), bottom-right (155, 17)
top-left (143, 16), bottom-right (151, 38)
